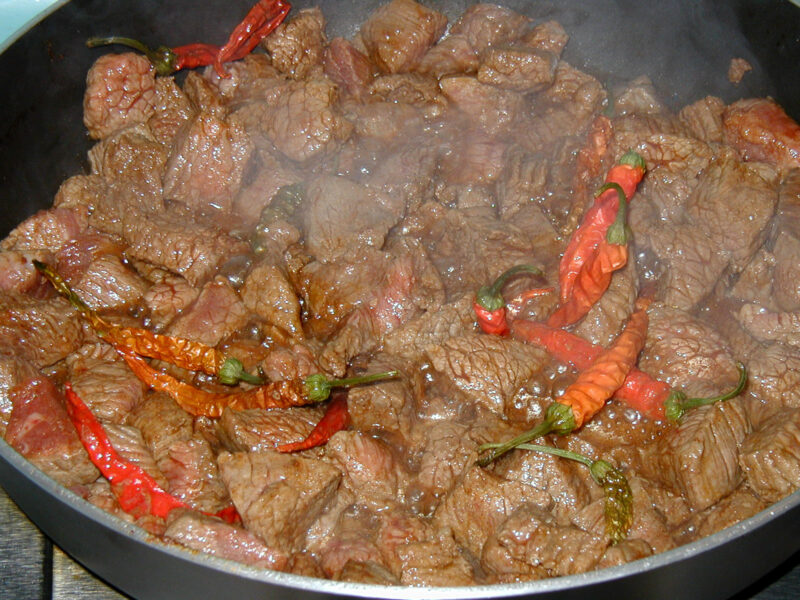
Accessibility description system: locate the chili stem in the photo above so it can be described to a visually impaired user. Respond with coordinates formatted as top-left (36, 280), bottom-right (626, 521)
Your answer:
top-left (303, 370), bottom-right (399, 403)
top-left (664, 362), bottom-right (747, 421)
top-left (476, 420), bottom-right (555, 467)
top-left (476, 264), bottom-right (542, 311)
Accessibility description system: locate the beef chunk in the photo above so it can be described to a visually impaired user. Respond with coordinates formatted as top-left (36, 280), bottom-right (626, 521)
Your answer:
top-left (2, 208), bottom-right (86, 253)
top-left (433, 465), bottom-right (551, 556)
top-left (360, 0), bottom-right (447, 73)
top-left (72, 254), bottom-right (149, 311)
top-left (347, 358), bottom-right (414, 439)
top-left (103, 422), bottom-right (168, 489)
top-left (5, 377), bottom-right (99, 487)
top-left (418, 34), bottom-right (479, 79)
top-left (142, 274), bottom-right (199, 331)
top-left (217, 407), bottom-right (322, 452)
top-left (773, 229), bottom-right (800, 312)
top-left (743, 341), bottom-right (800, 408)
top-left (54, 232), bottom-right (124, 285)
top-left (259, 77), bottom-right (352, 162)
top-left (336, 560), bottom-right (399, 584)
top-left (644, 397), bottom-right (751, 510)
top-left (439, 76), bottom-right (524, 137)
top-left (481, 504), bottom-right (606, 581)
top-left (0, 294), bottom-right (84, 368)
top-left (323, 37), bottom-right (374, 101)
top-left (232, 147), bottom-right (303, 227)
top-left (83, 53), bottom-right (157, 139)
top-left (521, 20), bottom-right (569, 55)
top-left (263, 8), bottom-right (326, 80)
top-left (675, 487), bottom-right (768, 544)
top-left (736, 303), bottom-right (800, 347)
top-left (449, 4), bottom-right (530, 55)
top-left (0, 353), bottom-right (38, 434)
top-left (147, 77), bottom-right (195, 145)
top-left (88, 123), bottom-right (168, 196)
top-left (66, 350), bottom-right (144, 424)
top-left (723, 98), bottom-right (800, 171)
top-left (477, 45), bottom-right (557, 93)
top-left (425, 333), bottom-right (548, 416)
top-left (218, 451), bottom-right (341, 553)
top-left (572, 259), bottom-right (637, 347)
top-left (739, 408), bottom-right (800, 502)
top-left (596, 538), bottom-right (653, 569)
top-left (240, 262), bottom-right (303, 338)
top-left (158, 437), bottom-right (230, 513)
top-left (0, 250), bottom-right (50, 297)
top-left (204, 54), bottom-right (285, 106)
top-left (166, 277), bottom-right (248, 347)
top-left (410, 421), bottom-right (475, 500)
top-left (679, 95), bottom-right (725, 144)
top-left (129, 393), bottom-right (193, 463)
top-left (164, 510), bottom-right (289, 570)
top-left (162, 113), bottom-right (254, 214)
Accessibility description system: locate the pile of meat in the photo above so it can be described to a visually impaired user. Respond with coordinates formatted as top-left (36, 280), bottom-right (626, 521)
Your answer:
top-left (2, 0), bottom-right (800, 587)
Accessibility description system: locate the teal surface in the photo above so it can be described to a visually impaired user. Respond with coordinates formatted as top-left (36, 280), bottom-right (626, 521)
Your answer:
top-left (0, 0), bottom-right (66, 52)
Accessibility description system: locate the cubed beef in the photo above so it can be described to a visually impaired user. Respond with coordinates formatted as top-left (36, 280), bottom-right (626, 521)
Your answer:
top-left (218, 451), bottom-right (342, 553)
top-left (182, 71), bottom-right (228, 117)
top-left (142, 275), bottom-right (199, 331)
top-left (164, 509), bottom-right (289, 570)
top-left (449, 4), bottom-right (530, 55)
top-left (0, 353), bottom-right (39, 435)
top-left (204, 54), bottom-right (285, 106)
top-left (477, 45), bottom-right (557, 93)
top-left (675, 487), bottom-right (768, 544)
top-left (323, 38), bottom-right (375, 100)
top-left (346, 101), bottom-right (424, 146)
top-left (739, 408), bottom-right (800, 502)
top-left (679, 96), bottom-right (725, 144)
top-left (368, 73), bottom-right (447, 118)
top-left (409, 421), bottom-right (474, 500)
top-left (158, 436), bottom-right (230, 513)
top-left (0, 294), bottom-right (84, 368)
top-left (162, 112), bottom-right (254, 214)
top-left (346, 357), bottom-right (414, 439)
top-left (232, 148), bottom-right (303, 227)
top-left (72, 254), bottom-right (149, 311)
top-left (263, 8), bottom-right (326, 80)
top-left (166, 277), bottom-right (248, 347)
top-left (259, 342), bottom-right (319, 382)
top-left (773, 229), bottom-right (800, 312)
top-left (438, 131), bottom-right (508, 186)
top-left (439, 76), bottom-right (524, 137)
top-left (425, 333), bottom-right (548, 416)
top-left (743, 340), bottom-right (800, 408)
top-left (1, 208), bottom-right (86, 253)
top-left (129, 393), bottom-right (193, 462)
top-left (0, 250), bottom-right (51, 297)
top-left (521, 20), bottom-right (569, 55)
top-left (217, 406), bottom-right (323, 452)
top-left (723, 98), bottom-right (800, 171)
top-left (83, 53), bottom-right (157, 139)
top-left (103, 422), bottom-right (168, 489)
top-left (240, 262), bottom-right (303, 338)
top-left (147, 77), bottom-right (195, 145)
top-left (66, 351), bottom-right (145, 424)
top-left (481, 504), bottom-right (606, 580)
top-left (360, 0), bottom-right (447, 73)
top-left (433, 465), bottom-right (551, 556)
top-left (596, 538), bottom-right (653, 569)
top-left (88, 123), bottom-right (168, 196)
top-left (736, 303), bottom-right (800, 347)
top-left (418, 34), bottom-right (479, 79)
top-left (336, 560), bottom-right (398, 584)
top-left (5, 377), bottom-right (99, 487)
top-left (54, 231), bottom-right (123, 285)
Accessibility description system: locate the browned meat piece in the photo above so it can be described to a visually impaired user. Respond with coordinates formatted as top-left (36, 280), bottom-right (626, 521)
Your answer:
top-left (449, 4), bottom-right (530, 55)
top-left (644, 397), bottom-right (751, 510)
top-left (182, 72), bottom-right (228, 118)
top-left (260, 342), bottom-right (319, 382)
top-left (88, 124), bottom-right (168, 196)
top-left (686, 157), bottom-right (777, 268)
top-left (425, 333), bottom-right (548, 416)
top-left (74, 479), bottom-right (165, 535)
top-left (368, 73), bottom-right (447, 120)
top-left (217, 407), bottom-right (323, 452)
top-left (0, 250), bottom-right (51, 297)
top-left (346, 101), bottom-right (424, 145)
top-left (1, 207), bottom-right (86, 253)
top-left (438, 131), bottom-right (508, 186)
top-left (72, 254), bottom-right (149, 311)
top-left (259, 77), bottom-right (352, 162)
top-left (736, 303), bottom-right (800, 346)
top-left (723, 98), bottom-right (800, 170)
top-left (164, 509), bottom-right (289, 570)
top-left (521, 20), bottom-right (569, 55)
top-left (639, 304), bottom-right (741, 399)
top-left (382, 292), bottom-right (476, 363)
top-left (147, 77), bottom-right (195, 146)
top-left (263, 8), bottom-right (326, 80)
top-left (0, 294), bottom-right (83, 368)
top-left (158, 437), bottom-right (230, 513)
top-left (596, 538), bottom-right (653, 569)
top-left (0, 353), bottom-right (38, 435)
top-left (240, 262), bottom-right (303, 338)
top-left (679, 96), bottom-right (725, 143)
top-left (418, 35), bottom-right (479, 79)
top-left (433, 465), bottom-right (551, 556)
top-left (729, 250), bottom-right (777, 310)
top-left (477, 45), bottom-right (557, 93)
top-left (67, 350), bottom-right (144, 425)
top-left (83, 52), bottom-right (157, 139)
top-left (337, 560), bottom-right (398, 584)
top-left (481, 504), bottom-right (606, 581)
top-left (218, 451), bottom-right (342, 553)
top-left (288, 552), bottom-right (326, 578)
top-left (612, 75), bottom-right (667, 116)
top-left (439, 76), bottom-right (524, 137)
top-left (129, 393), bottom-right (193, 463)
top-left (232, 147), bottom-right (303, 227)
top-left (728, 57), bottom-right (752, 84)
top-left (743, 340), bottom-right (800, 408)
top-left (410, 420), bottom-right (475, 500)
top-left (347, 357), bottom-right (414, 439)
top-left (103, 422), bottom-right (168, 489)
top-left (162, 112), bottom-right (254, 214)
top-left (773, 231), bottom-right (800, 313)
top-left (54, 231), bottom-right (123, 285)
top-left (739, 408), bottom-right (800, 502)
top-left (675, 487), bottom-right (767, 544)
top-left (363, 140), bottom-right (438, 213)
top-left (316, 508), bottom-right (386, 578)
top-left (142, 274), bottom-right (199, 331)
top-left (323, 38), bottom-right (375, 100)
top-left (166, 277), bottom-right (248, 347)
top-left (360, 0), bottom-right (447, 73)
top-left (204, 54), bottom-right (285, 106)
top-left (302, 175), bottom-right (403, 263)
top-left (52, 175), bottom-right (112, 219)
top-left (325, 431), bottom-right (407, 508)
top-left (5, 377), bottom-right (99, 487)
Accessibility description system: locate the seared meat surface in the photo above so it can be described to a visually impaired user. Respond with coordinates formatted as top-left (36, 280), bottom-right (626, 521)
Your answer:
top-left (3, 0), bottom-right (800, 589)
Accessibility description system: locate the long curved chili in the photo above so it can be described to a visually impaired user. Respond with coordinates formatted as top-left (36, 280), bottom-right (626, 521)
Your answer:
top-left (120, 349), bottom-right (397, 418)
top-left (477, 299), bottom-right (650, 467)
top-left (65, 383), bottom-right (240, 523)
top-left (276, 391), bottom-right (350, 453)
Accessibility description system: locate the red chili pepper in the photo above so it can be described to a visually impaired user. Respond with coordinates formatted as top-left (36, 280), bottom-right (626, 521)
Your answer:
top-left (474, 265), bottom-right (543, 336)
top-left (86, 36), bottom-right (222, 76)
top-left (556, 151), bottom-right (646, 306)
top-left (64, 383), bottom-right (240, 523)
top-left (276, 391), bottom-right (350, 453)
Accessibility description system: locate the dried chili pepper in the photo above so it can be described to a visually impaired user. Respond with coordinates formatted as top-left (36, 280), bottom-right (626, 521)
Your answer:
top-left (276, 391), bottom-right (350, 453)
top-left (510, 319), bottom-right (747, 421)
top-left (86, 0), bottom-right (291, 77)
top-left (473, 265), bottom-right (543, 336)
top-left (552, 151), bottom-right (645, 324)
top-left (477, 299), bottom-right (650, 466)
top-left (65, 383), bottom-right (239, 523)
top-left (483, 442), bottom-right (633, 543)
top-left (121, 349), bottom-right (397, 418)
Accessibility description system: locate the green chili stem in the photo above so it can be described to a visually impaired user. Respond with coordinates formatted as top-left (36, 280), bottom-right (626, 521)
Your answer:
top-left (87, 36), bottom-right (151, 53)
top-left (476, 264), bottom-right (542, 311)
top-left (597, 182), bottom-right (630, 245)
top-left (476, 420), bottom-right (555, 467)
top-left (303, 370), bottom-right (400, 403)
top-left (665, 362), bottom-right (747, 421)
top-left (514, 443), bottom-right (593, 468)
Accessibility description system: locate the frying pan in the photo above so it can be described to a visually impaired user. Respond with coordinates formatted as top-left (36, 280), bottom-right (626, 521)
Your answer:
top-left (1, 1), bottom-right (800, 598)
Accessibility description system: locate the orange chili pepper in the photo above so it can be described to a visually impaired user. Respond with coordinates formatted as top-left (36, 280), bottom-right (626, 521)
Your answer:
top-left (473, 265), bottom-right (544, 336)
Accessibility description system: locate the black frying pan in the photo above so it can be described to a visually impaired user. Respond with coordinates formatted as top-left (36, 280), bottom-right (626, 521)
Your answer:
top-left (1, 1), bottom-right (800, 598)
